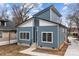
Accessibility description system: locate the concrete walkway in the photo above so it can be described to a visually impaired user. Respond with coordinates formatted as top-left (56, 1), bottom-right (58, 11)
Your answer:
top-left (65, 37), bottom-right (79, 56)
top-left (20, 47), bottom-right (57, 56)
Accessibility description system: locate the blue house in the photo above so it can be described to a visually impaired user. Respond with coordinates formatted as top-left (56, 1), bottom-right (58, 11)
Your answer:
top-left (17, 5), bottom-right (67, 49)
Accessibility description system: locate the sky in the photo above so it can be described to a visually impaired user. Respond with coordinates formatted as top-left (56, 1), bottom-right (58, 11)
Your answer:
top-left (29, 3), bottom-right (68, 26)
top-left (0, 3), bottom-right (68, 26)
top-left (29, 3), bottom-right (64, 16)
top-left (0, 3), bottom-right (64, 16)
top-left (0, 3), bottom-right (65, 17)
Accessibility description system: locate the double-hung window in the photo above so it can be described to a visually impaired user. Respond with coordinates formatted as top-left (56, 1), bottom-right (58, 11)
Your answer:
top-left (19, 32), bottom-right (30, 40)
top-left (42, 32), bottom-right (53, 43)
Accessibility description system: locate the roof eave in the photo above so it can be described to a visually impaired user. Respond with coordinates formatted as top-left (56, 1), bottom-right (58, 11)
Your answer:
top-left (51, 6), bottom-right (62, 17)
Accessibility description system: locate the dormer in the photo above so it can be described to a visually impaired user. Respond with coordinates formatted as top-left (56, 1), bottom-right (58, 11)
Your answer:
top-left (50, 6), bottom-right (61, 23)
top-left (33, 5), bottom-right (62, 23)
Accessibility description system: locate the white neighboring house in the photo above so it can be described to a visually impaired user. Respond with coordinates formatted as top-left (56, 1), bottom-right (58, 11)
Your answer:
top-left (0, 19), bottom-right (17, 45)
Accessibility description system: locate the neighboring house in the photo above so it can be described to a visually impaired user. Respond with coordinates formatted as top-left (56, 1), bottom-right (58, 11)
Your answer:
top-left (17, 5), bottom-right (67, 49)
top-left (0, 19), bottom-right (17, 45)
top-left (68, 28), bottom-right (79, 36)
top-left (68, 20), bottom-right (78, 36)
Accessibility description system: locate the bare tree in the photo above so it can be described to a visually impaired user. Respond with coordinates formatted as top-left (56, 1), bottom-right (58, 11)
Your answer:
top-left (66, 3), bottom-right (79, 38)
top-left (0, 5), bottom-right (8, 20)
top-left (67, 18), bottom-right (72, 36)
top-left (11, 3), bottom-right (37, 26)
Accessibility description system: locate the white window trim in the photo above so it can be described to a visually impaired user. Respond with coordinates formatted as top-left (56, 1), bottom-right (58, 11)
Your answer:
top-left (41, 32), bottom-right (53, 43)
top-left (19, 31), bottom-right (30, 41)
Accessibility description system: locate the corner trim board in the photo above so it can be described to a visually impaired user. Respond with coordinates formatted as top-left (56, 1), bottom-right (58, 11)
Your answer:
top-left (57, 25), bottom-right (59, 48)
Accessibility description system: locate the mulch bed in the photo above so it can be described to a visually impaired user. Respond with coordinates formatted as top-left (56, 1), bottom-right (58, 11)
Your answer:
top-left (33, 43), bottom-right (68, 56)
top-left (0, 44), bottom-right (31, 56)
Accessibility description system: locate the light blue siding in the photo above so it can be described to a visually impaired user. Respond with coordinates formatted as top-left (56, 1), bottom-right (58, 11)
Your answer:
top-left (36, 10), bottom-right (50, 20)
top-left (59, 26), bottom-right (66, 46)
top-left (65, 29), bottom-right (68, 38)
top-left (17, 6), bottom-right (67, 49)
top-left (34, 9), bottom-right (61, 23)
top-left (37, 26), bottom-right (58, 48)
top-left (34, 19), bottom-right (39, 26)
top-left (17, 19), bottom-right (67, 48)
top-left (17, 27), bottom-right (33, 45)
top-left (50, 9), bottom-right (61, 23)
top-left (33, 19), bottom-right (39, 42)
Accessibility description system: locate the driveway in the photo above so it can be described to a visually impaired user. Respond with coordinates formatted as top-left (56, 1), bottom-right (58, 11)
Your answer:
top-left (65, 36), bottom-right (79, 56)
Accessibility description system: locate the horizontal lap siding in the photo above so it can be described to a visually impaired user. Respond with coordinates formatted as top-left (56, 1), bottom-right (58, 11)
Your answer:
top-left (17, 27), bottom-right (32, 45)
top-left (37, 10), bottom-right (50, 21)
top-left (37, 26), bottom-right (58, 48)
top-left (59, 26), bottom-right (66, 46)
top-left (0, 31), bottom-right (16, 41)
top-left (63, 28), bottom-right (67, 42)
top-left (50, 9), bottom-right (60, 23)
top-left (9, 32), bottom-right (16, 40)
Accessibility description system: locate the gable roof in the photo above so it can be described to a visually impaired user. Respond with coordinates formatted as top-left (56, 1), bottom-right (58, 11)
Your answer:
top-left (17, 5), bottom-right (67, 28)
top-left (17, 17), bottom-right (33, 27)
top-left (33, 5), bottom-right (62, 17)
top-left (17, 17), bottom-right (67, 29)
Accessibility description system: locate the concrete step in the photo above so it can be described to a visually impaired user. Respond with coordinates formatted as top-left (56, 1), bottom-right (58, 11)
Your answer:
top-left (20, 43), bottom-right (37, 53)
top-left (30, 43), bottom-right (37, 48)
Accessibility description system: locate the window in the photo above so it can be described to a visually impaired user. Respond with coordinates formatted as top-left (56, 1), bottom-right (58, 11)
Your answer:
top-left (42, 33), bottom-right (46, 41)
top-left (0, 31), bottom-right (2, 38)
top-left (73, 33), bottom-right (78, 36)
top-left (19, 32), bottom-right (30, 40)
top-left (47, 33), bottom-right (52, 42)
top-left (42, 32), bottom-right (53, 43)
top-left (0, 21), bottom-right (6, 26)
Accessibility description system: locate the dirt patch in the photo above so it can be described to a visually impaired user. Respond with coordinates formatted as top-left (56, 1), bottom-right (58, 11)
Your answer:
top-left (33, 43), bottom-right (68, 56)
top-left (0, 44), bottom-right (31, 56)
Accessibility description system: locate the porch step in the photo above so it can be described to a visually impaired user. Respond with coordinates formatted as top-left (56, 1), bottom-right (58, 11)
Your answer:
top-left (30, 43), bottom-right (37, 49)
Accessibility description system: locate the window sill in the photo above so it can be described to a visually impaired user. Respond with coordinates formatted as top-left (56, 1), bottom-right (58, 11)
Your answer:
top-left (19, 39), bottom-right (30, 41)
top-left (41, 41), bottom-right (53, 43)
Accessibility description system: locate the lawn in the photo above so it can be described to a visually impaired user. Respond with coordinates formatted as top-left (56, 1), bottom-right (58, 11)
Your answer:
top-left (33, 43), bottom-right (68, 56)
top-left (0, 43), bottom-right (68, 56)
top-left (0, 44), bottom-right (31, 56)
